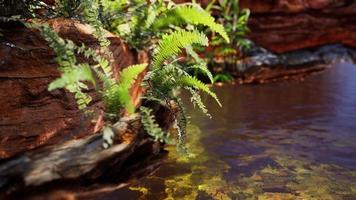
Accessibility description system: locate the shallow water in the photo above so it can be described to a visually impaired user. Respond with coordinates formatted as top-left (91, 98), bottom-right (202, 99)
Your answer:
top-left (100, 63), bottom-right (356, 199)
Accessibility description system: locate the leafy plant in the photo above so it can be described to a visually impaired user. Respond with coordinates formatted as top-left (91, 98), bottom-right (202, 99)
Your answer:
top-left (103, 63), bottom-right (147, 115)
top-left (140, 106), bottom-right (173, 144)
top-left (26, 23), bottom-right (95, 110)
top-left (152, 4), bottom-right (229, 42)
top-left (107, 0), bottom-right (229, 50)
top-left (203, 0), bottom-right (251, 77)
top-left (3, 0), bottom-right (230, 152)
top-left (153, 29), bottom-right (208, 68)
top-left (28, 22), bottom-right (146, 118)
top-left (142, 29), bottom-right (224, 150)
top-left (102, 1), bottom-right (229, 148)
top-left (208, 0), bottom-right (250, 51)
top-left (213, 72), bottom-right (234, 83)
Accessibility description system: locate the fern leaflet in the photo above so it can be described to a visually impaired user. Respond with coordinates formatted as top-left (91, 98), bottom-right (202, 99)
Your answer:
top-left (104, 63), bottom-right (147, 115)
top-left (180, 75), bottom-right (221, 107)
top-left (153, 29), bottom-right (208, 69)
top-left (187, 63), bottom-right (214, 84)
top-left (154, 4), bottom-right (229, 42)
top-left (186, 87), bottom-right (211, 118)
top-left (140, 106), bottom-right (174, 144)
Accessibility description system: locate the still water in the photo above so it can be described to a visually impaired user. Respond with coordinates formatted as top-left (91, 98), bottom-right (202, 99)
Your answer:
top-left (101, 63), bottom-right (356, 199)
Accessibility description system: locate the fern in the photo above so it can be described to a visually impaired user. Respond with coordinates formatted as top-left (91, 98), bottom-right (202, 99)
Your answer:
top-left (28, 22), bottom-right (144, 116)
top-left (80, 0), bottom-right (110, 47)
top-left (153, 4), bottom-right (229, 43)
top-left (174, 97), bottom-right (188, 153)
top-left (26, 23), bottom-right (95, 110)
top-left (180, 75), bottom-right (221, 107)
top-left (76, 44), bottom-right (113, 79)
top-left (142, 27), bottom-right (222, 149)
top-left (140, 106), bottom-right (174, 144)
top-left (104, 64), bottom-right (147, 115)
top-left (187, 63), bottom-right (214, 84)
top-left (153, 29), bottom-right (208, 69)
top-left (48, 64), bottom-right (94, 91)
top-left (119, 63), bottom-right (147, 88)
top-left (186, 87), bottom-right (211, 118)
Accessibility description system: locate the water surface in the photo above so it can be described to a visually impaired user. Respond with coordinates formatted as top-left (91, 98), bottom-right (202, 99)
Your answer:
top-left (100, 63), bottom-right (356, 199)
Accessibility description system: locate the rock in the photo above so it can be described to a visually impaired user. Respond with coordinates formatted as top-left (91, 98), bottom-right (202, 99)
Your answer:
top-left (241, 0), bottom-right (356, 53)
top-left (0, 113), bottom-right (172, 199)
top-left (0, 19), bottom-right (145, 159)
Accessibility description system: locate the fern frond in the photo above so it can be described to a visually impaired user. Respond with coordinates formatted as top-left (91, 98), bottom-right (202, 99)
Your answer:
top-left (187, 63), bottom-right (214, 84)
top-left (153, 29), bottom-right (208, 69)
top-left (180, 75), bottom-right (222, 107)
top-left (140, 106), bottom-right (174, 144)
top-left (80, 0), bottom-right (110, 47)
top-left (30, 23), bottom-right (95, 110)
top-left (186, 87), bottom-right (211, 118)
top-left (103, 85), bottom-right (132, 115)
top-left (48, 64), bottom-right (94, 91)
top-left (174, 97), bottom-right (188, 153)
top-left (144, 5), bottom-right (158, 29)
top-left (103, 63), bottom-right (147, 115)
top-left (185, 45), bottom-right (202, 62)
top-left (76, 44), bottom-right (113, 79)
top-left (48, 64), bottom-right (94, 109)
top-left (118, 63), bottom-right (147, 88)
top-left (154, 4), bottom-right (229, 43)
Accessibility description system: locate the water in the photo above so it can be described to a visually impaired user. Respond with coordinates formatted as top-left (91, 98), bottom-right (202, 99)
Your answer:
top-left (96, 63), bottom-right (356, 199)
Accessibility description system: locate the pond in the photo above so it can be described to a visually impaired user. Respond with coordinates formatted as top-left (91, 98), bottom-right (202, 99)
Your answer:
top-left (94, 63), bottom-right (356, 199)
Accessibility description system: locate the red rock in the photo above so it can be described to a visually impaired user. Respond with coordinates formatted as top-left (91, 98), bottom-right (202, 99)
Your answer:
top-left (241, 0), bottom-right (356, 53)
top-left (0, 19), bottom-right (145, 159)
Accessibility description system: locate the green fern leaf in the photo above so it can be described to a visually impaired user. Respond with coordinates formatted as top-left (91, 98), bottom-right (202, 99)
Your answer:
top-left (187, 63), bottom-right (214, 84)
top-left (140, 106), bottom-right (174, 144)
top-left (103, 63), bottom-right (147, 115)
top-left (173, 97), bottom-right (188, 153)
top-left (154, 4), bottom-right (229, 43)
top-left (119, 63), bottom-right (147, 88)
top-left (76, 44), bottom-right (113, 80)
top-left (186, 87), bottom-right (211, 118)
top-left (48, 64), bottom-right (94, 110)
top-left (48, 64), bottom-right (94, 91)
top-left (153, 30), bottom-right (208, 69)
top-left (180, 75), bottom-right (222, 107)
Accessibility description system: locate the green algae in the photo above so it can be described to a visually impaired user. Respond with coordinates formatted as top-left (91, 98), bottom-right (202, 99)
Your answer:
top-left (126, 124), bottom-right (356, 200)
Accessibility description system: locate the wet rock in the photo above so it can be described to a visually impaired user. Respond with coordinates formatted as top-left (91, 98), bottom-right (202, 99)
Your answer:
top-left (240, 44), bottom-right (356, 70)
top-left (227, 44), bottom-right (356, 83)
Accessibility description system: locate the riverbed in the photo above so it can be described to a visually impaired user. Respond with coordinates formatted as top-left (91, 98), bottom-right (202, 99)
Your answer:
top-left (90, 62), bottom-right (356, 200)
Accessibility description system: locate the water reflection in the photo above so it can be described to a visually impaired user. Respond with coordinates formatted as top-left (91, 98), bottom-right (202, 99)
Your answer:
top-left (102, 63), bottom-right (356, 199)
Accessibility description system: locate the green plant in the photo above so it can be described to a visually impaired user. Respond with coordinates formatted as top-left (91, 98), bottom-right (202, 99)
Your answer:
top-left (28, 22), bottom-right (145, 118)
top-left (108, 1), bottom-right (229, 50)
top-left (203, 0), bottom-right (251, 77)
top-left (4, 0), bottom-right (229, 152)
top-left (140, 106), bottom-right (174, 144)
top-left (99, 1), bottom-right (229, 149)
top-left (142, 29), bottom-right (224, 150)
top-left (0, 0), bottom-right (47, 18)
top-left (152, 4), bottom-right (229, 42)
top-left (103, 63), bottom-right (147, 116)
top-left (213, 72), bottom-right (234, 83)
top-left (208, 0), bottom-right (250, 52)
